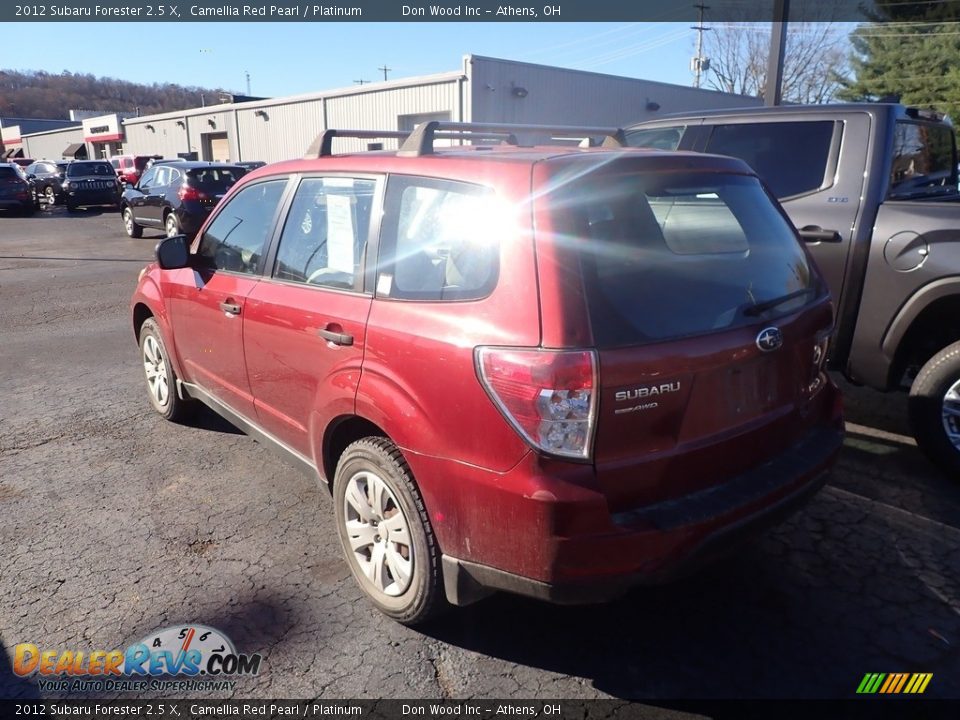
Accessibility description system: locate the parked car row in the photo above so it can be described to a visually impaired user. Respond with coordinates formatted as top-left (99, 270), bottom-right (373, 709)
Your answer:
top-left (3, 158), bottom-right (255, 238)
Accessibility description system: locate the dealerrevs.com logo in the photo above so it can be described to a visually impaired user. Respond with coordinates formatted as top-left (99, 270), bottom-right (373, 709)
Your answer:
top-left (14, 625), bottom-right (262, 692)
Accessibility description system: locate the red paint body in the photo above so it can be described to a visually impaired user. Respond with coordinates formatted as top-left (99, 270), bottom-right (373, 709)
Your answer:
top-left (132, 144), bottom-right (843, 597)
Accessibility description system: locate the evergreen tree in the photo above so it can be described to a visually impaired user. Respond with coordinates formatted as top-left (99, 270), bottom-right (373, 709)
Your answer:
top-left (840, 3), bottom-right (960, 112)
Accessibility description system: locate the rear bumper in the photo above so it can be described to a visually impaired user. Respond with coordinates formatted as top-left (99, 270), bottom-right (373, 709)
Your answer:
top-left (430, 420), bottom-right (843, 607)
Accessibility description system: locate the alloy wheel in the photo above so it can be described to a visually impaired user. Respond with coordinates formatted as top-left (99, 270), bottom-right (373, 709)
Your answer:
top-left (342, 470), bottom-right (413, 597)
top-left (142, 335), bottom-right (169, 407)
top-left (942, 379), bottom-right (960, 451)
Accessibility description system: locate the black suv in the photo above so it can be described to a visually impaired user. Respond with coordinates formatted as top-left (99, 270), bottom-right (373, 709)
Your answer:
top-left (25, 160), bottom-right (70, 205)
top-left (0, 163), bottom-right (39, 215)
top-left (121, 161), bottom-right (245, 239)
top-left (62, 160), bottom-right (122, 212)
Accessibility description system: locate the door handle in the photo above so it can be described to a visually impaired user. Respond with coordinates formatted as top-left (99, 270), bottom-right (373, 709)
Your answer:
top-left (798, 225), bottom-right (842, 243)
top-left (219, 301), bottom-right (241, 315)
top-left (317, 328), bottom-right (354, 346)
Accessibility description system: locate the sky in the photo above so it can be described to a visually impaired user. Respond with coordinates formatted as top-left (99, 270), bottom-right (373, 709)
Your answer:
top-left (6, 22), bottom-right (713, 98)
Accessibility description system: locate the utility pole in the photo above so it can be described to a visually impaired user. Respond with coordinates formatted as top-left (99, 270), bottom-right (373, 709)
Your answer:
top-left (245, 70), bottom-right (251, 96)
top-left (378, 65), bottom-right (392, 81)
top-left (691, 3), bottom-right (711, 89)
top-left (765, 0), bottom-right (790, 106)
top-left (354, 79), bottom-right (370, 85)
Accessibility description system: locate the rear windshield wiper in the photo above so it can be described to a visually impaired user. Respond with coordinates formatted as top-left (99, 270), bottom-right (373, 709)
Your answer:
top-left (742, 288), bottom-right (816, 317)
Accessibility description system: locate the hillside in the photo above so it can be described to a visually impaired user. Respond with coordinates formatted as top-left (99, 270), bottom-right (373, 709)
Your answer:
top-left (0, 69), bottom-right (230, 119)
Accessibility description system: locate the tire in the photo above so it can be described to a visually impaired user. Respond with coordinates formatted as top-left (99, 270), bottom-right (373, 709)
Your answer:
top-left (164, 212), bottom-right (180, 238)
top-left (908, 340), bottom-right (960, 478)
top-left (123, 206), bottom-right (143, 238)
top-left (333, 437), bottom-right (443, 626)
top-left (139, 318), bottom-right (193, 423)
top-left (43, 186), bottom-right (56, 204)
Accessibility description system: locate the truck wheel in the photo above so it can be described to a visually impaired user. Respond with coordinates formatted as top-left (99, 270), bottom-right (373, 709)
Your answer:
top-left (139, 318), bottom-right (193, 423)
top-left (333, 437), bottom-right (444, 626)
top-left (909, 340), bottom-right (960, 478)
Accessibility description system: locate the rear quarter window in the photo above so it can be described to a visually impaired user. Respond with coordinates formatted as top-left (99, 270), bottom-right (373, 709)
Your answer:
top-left (377, 176), bottom-right (500, 301)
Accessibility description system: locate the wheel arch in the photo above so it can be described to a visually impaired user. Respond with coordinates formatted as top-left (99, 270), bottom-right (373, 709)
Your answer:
top-left (321, 415), bottom-right (388, 492)
top-left (884, 281), bottom-right (960, 388)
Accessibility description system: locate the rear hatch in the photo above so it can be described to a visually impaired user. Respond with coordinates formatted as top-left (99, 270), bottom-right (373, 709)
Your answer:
top-left (535, 155), bottom-right (832, 512)
top-left (0, 167), bottom-right (28, 198)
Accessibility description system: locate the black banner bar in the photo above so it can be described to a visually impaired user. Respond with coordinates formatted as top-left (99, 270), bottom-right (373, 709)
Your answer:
top-left (1, 0), bottom-right (883, 24)
top-left (2, 699), bottom-right (960, 720)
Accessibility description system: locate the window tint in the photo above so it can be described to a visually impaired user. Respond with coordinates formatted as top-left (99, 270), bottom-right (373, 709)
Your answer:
top-left (196, 179), bottom-right (286, 275)
top-left (66, 162), bottom-right (114, 177)
top-left (704, 121), bottom-right (835, 199)
top-left (889, 121), bottom-right (957, 198)
top-left (554, 169), bottom-right (818, 347)
top-left (153, 167), bottom-right (171, 186)
top-left (378, 177), bottom-right (499, 301)
top-left (138, 168), bottom-right (157, 187)
top-left (187, 167), bottom-right (244, 193)
top-left (625, 125), bottom-right (685, 151)
top-left (0, 167), bottom-right (19, 180)
top-left (273, 177), bottom-right (376, 291)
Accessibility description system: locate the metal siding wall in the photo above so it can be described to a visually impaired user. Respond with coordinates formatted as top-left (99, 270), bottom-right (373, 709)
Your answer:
top-left (467, 57), bottom-right (759, 127)
top-left (324, 82), bottom-right (460, 153)
top-left (236, 100), bottom-right (325, 162)
top-left (125, 119), bottom-right (189, 159)
top-left (23, 127), bottom-right (84, 160)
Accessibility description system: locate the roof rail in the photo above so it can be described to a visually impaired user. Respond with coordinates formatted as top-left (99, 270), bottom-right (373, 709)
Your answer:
top-left (304, 127), bottom-right (520, 158)
top-left (398, 121), bottom-right (626, 156)
top-left (304, 129), bottom-right (410, 159)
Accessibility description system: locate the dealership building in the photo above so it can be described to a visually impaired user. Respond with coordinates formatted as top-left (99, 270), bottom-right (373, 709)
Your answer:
top-left (7, 55), bottom-right (759, 163)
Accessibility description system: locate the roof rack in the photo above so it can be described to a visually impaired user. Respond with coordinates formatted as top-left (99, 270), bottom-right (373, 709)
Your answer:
top-left (399, 121), bottom-right (626, 156)
top-left (304, 127), bottom-right (520, 159)
top-left (304, 121), bottom-right (626, 159)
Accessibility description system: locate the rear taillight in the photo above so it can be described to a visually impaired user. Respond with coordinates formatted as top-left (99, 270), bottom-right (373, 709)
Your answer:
top-left (178, 184), bottom-right (206, 201)
top-left (476, 347), bottom-right (598, 460)
top-left (808, 333), bottom-right (830, 394)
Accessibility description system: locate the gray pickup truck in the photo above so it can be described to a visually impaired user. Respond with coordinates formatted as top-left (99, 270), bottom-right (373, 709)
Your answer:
top-left (627, 103), bottom-right (960, 477)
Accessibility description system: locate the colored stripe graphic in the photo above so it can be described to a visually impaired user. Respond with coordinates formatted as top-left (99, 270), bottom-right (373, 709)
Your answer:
top-left (858, 672), bottom-right (933, 694)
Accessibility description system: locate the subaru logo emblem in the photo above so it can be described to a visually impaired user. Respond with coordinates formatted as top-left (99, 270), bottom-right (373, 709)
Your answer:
top-left (756, 327), bottom-right (783, 352)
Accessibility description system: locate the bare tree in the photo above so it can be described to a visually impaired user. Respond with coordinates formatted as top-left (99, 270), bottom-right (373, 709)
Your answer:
top-left (703, 22), bottom-right (850, 104)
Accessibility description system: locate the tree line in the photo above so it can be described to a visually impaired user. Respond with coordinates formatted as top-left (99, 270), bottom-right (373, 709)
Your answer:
top-left (0, 69), bottom-right (230, 119)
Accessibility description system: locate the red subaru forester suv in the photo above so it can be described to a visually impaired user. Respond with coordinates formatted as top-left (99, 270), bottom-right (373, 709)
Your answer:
top-left (131, 122), bottom-right (843, 625)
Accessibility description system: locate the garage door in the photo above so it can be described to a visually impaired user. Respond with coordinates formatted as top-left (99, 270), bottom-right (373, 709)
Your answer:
top-left (206, 133), bottom-right (230, 162)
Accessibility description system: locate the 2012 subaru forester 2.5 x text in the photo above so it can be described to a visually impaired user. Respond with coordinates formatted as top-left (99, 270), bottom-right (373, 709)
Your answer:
top-left (130, 122), bottom-right (844, 625)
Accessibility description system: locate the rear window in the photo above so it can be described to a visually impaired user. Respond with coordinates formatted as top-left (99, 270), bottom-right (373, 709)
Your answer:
top-left (554, 170), bottom-right (819, 347)
top-left (888, 121), bottom-right (957, 198)
top-left (187, 167), bottom-right (245, 192)
top-left (0, 167), bottom-right (20, 180)
top-left (67, 162), bottom-right (114, 177)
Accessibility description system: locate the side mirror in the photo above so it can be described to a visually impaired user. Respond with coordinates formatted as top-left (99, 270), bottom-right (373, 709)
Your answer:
top-left (27, 173), bottom-right (36, 180)
top-left (156, 235), bottom-right (191, 270)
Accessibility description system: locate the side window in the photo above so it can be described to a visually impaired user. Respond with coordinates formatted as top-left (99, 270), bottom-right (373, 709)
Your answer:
top-left (273, 177), bottom-right (376, 291)
top-left (704, 121), bottom-right (836, 199)
top-left (378, 177), bottom-right (499, 301)
top-left (624, 125), bottom-right (685, 150)
top-left (196, 179), bottom-right (287, 275)
top-left (169, 168), bottom-right (183, 186)
top-left (138, 168), bottom-right (156, 187)
top-left (153, 167), bottom-right (170, 186)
